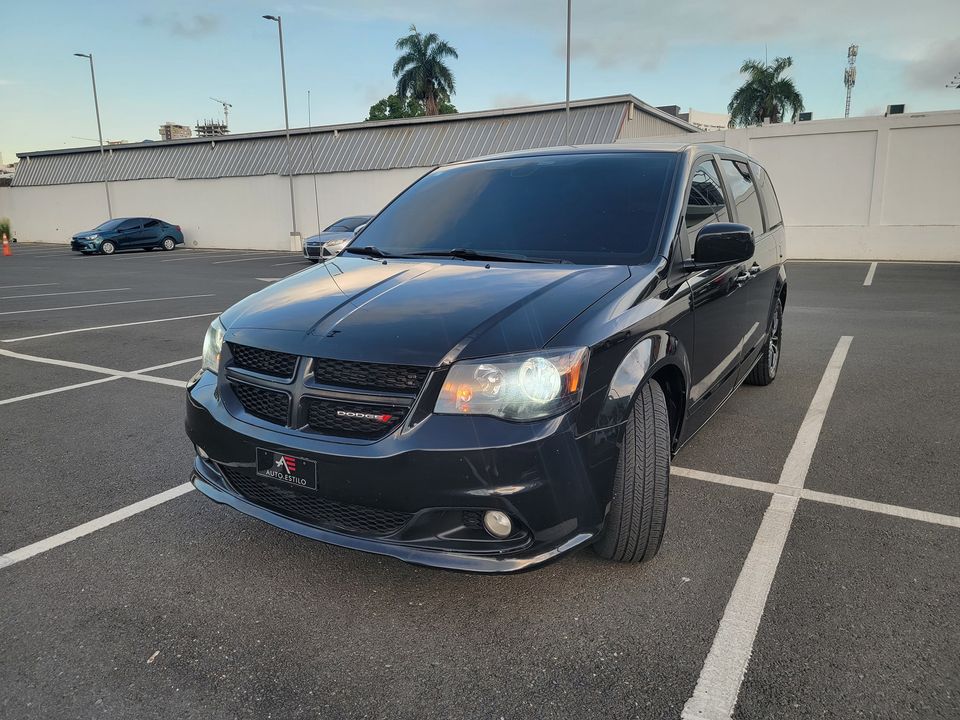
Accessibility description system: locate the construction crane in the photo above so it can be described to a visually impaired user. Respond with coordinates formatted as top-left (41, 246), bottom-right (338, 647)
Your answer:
top-left (843, 45), bottom-right (858, 119)
top-left (210, 97), bottom-right (233, 130)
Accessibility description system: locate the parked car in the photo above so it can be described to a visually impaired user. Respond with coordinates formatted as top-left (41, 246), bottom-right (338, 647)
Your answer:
top-left (71, 217), bottom-right (184, 255)
top-left (302, 215), bottom-right (372, 263)
top-left (186, 143), bottom-right (787, 573)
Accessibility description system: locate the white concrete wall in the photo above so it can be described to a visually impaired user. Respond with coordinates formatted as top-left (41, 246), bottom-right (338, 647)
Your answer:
top-left (0, 167), bottom-right (429, 250)
top-left (620, 110), bottom-right (960, 261)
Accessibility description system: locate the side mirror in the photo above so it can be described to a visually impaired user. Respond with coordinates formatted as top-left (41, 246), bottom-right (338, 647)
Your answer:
top-left (683, 223), bottom-right (754, 271)
top-left (353, 224), bottom-right (368, 236)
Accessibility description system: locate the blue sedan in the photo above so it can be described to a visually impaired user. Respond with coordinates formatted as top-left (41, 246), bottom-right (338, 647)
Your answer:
top-left (71, 217), bottom-right (185, 255)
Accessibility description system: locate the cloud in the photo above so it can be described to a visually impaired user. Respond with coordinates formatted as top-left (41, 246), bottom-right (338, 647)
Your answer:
top-left (140, 13), bottom-right (221, 39)
top-left (902, 39), bottom-right (960, 90)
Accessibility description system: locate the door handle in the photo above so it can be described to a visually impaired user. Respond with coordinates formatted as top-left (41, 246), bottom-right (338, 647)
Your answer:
top-left (748, 264), bottom-right (762, 276)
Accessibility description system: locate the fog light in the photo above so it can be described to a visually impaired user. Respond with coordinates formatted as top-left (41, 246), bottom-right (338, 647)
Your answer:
top-left (196, 445), bottom-right (209, 459)
top-left (483, 510), bottom-right (513, 539)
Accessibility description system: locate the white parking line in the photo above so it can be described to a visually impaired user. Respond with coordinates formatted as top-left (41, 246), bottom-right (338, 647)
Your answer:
top-left (212, 254), bottom-right (299, 264)
top-left (0, 287), bottom-right (130, 300)
top-left (682, 336), bottom-right (853, 720)
top-left (255, 278), bottom-right (282, 282)
top-left (0, 282), bottom-right (58, 290)
top-left (863, 262), bottom-right (878, 286)
top-left (0, 483), bottom-right (195, 570)
top-left (272, 260), bottom-right (309, 266)
top-left (0, 348), bottom-right (197, 388)
top-left (2, 312), bottom-right (221, 343)
top-left (672, 467), bottom-right (960, 528)
top-left (0, 293), bottom-right (214, 316)
top-left (0, 356), bottom-right (199, 405)
top-left (159, 251), bottom-right (273, 263)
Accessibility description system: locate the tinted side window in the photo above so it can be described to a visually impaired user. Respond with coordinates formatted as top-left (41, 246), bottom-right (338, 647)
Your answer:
top-left (143, 220), bottom-right (160, 228)
top-left (754, 165), bottom-right (783, 228)
top-left (720, 160), bottom-right (765, 234)
top-left (118, 218), bottom-right (142, 230)
top-left (684, 160), bottom-right (729, 252)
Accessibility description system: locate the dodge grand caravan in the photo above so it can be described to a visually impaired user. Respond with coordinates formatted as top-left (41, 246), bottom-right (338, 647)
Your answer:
top-left (185, 143), bottom-right (787, 573)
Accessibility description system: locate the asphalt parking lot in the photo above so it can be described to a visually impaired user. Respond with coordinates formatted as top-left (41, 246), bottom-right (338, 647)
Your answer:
top-left (0, 245), bottom-right (957, 720)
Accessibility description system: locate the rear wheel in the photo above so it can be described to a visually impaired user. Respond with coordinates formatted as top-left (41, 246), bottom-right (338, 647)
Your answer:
top-left (161, 237), bottom-right (176, 251)
top-left (100, 241), bottom-right (116, 255)
top-left (745, 298), bottom-right (783, 386)
top-left (594, 379), bottom-right (670, 563)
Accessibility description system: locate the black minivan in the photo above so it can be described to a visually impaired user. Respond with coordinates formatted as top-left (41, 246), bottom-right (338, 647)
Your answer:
top-left (186, 143), bottom-right (787, 573)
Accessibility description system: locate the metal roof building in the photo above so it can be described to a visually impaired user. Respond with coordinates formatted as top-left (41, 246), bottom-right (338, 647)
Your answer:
top-left (13, 95), bottom-right (696, 187)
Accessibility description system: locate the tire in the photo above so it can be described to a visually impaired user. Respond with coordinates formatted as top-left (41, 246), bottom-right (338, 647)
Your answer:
top-left (100, 241), bottom-right (116, 255)
top-left (593, 379), bottom-right (671, 563)
top-left (745, 298), bottom-right (783, 386)
top-left (161, 237), bottom-right (176, 251)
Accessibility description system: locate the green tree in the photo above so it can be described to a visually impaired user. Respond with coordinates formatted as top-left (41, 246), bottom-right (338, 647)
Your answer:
top-left (392, 24), bottom-right (458, 116)
top-left (728, 56), bottom-right (804, 126)
top-left (366, 92), bottom-right (456, 121)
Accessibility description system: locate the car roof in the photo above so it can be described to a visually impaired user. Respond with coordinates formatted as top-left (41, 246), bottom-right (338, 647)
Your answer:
top-left (448, 142), bottom-right (755, 167)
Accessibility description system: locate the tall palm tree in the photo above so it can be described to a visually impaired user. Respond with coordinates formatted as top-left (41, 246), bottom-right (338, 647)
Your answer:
top-left (393, 24), bottom-right (458, 116)
top-left (728, 56), bottom-right (804, 126)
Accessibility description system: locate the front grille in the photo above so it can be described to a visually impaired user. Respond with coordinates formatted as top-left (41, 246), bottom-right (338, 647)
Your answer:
top-left (313, 358), bottom-right (429, 394)
top-left (303, 398), bottom-right (406, 439)
top-left (218, 465), bottom-right (413, 537)
top-left (229, 343), bottom-right (298, 379)
top-left (231, 382), bottom-right (290, 425)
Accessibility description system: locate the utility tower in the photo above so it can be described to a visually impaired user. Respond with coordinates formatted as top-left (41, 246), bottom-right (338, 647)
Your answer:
top-left (210, 97), bottom-right (233, 131)
top-left (844, 44), bottom-right (858, 118)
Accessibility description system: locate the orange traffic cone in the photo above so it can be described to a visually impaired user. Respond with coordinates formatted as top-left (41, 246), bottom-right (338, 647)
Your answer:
top-left (2, 233), bottom-right (10, 257)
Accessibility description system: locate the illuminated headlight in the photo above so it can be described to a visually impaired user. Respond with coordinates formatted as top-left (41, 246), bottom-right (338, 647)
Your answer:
top-left (435, 347), bottom-right (588, 421)
top-left (201, 317), bottom-right (226, 374)
top-left (322, 238), bottom-right (350, 256)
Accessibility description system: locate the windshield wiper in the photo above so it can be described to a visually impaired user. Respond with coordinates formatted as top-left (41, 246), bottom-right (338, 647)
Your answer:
top-left (410, 248), bottom-right (568, 264)
top-left (344, 245), bottom-right (396, 258)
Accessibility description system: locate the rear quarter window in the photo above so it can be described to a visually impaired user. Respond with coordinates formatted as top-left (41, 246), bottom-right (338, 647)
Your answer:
top-left (720, 160), bottom-right (765, 234)
top-left (754, 165), bottom-right (783, 229)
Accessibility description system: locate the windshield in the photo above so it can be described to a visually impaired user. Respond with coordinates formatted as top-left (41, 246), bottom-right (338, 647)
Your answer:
top-left (354, 153), bottom-right (678, 265)
top-left (93, 219), bottom-right (125, 232)
top-left (325, 216), bottom-right (370, 232)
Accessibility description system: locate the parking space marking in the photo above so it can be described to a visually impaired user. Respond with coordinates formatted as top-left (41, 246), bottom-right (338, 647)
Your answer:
top-left (0, 356), bottom-right (199, 406)
top-left (212, 254), bottom-right (300, 264)
top-left (272, 260), bottom-right (308, 266)
top-left (682, 336), bottom-right (853, 720)
top-left (863, 261), bottom-right (878, 286)
top-left (0, 282), bottom-right (58, 290)
top-left (2, 312), bottom-right (221, 343)
top-left (0, 483), bottom-right (195, 570)
top-left (0, 349), bottom-right (198, 388)
top-left (255, 278), bottom-right (282, 282)
top-left (0, 293), bottom-right (214, 316)
top-left (672, 468), bottom-right (960, 529)
top-left (0, 287), bottom-right (130, 300)
top-left (159, 252), bottom-right (276, 263)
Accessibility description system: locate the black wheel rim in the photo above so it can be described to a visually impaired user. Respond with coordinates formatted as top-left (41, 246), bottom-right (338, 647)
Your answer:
top-left (768, 308), bottom-right (781, 373)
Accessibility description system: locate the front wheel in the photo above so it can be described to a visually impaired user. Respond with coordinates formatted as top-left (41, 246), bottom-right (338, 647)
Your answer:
top-left (745, 298), bottom-right (783, 386)
top-left (100, 241), bottom-right (116, 255)
top-left (593, 379), bottom-right (670, 564)
top-left (161, 237), bottom-right (176, 251)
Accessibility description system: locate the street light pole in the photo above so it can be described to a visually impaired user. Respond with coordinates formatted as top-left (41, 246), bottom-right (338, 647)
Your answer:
top-left (74, 52), bottom-right (112, 219)
top-left (263, 15), bottom-right (298, 246)
top-left (564, 0), bottom-right (572, 145)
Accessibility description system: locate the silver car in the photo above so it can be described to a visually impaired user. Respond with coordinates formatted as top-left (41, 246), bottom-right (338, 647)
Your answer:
top-left (302, 215), bottom-right (372, 263)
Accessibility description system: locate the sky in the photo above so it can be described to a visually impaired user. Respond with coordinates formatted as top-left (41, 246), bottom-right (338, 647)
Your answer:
top-left (1, 0), bottom-right (958, 162)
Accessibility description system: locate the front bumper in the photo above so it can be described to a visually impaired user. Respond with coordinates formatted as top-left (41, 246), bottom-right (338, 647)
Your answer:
top-left (185, 371), bottom-right (620, 573)
top-left (71, 238), bottom-right (99, 252)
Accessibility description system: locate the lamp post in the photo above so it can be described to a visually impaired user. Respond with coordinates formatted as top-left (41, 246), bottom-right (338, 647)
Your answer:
top-left (262, 14), bottom-right (298, 247)
top-left (73, 52), bottom-right (112, 218)
top-left (564, 0), bottom-right (572, 145)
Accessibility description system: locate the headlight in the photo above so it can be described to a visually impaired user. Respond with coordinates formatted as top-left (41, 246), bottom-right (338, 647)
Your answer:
top-left (201, 318), bottom-right (225, 373)
top-left (435, 348), bottom-right (588, 421)
top-left (88, 234), bottom-right (99, 240)
top-left (322, 238), bottom-right (350, 255)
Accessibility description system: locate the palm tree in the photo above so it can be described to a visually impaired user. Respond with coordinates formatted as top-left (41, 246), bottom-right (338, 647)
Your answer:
top-left (728, 56), bottom-right (804, 126)
top-left (392, 24), bottom-right (458, 116)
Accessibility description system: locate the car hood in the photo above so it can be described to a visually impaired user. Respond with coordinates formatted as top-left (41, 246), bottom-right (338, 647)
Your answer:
top-left (305, 231), bottom-right (353, 245)
top-left (73, 231), bottom-right (102, 240)
top-left (221, 257), bottom-right (632, 366)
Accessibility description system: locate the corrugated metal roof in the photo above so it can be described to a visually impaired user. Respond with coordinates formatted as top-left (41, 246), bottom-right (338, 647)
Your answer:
top-left (13, 95), bottom-right (695, 187)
